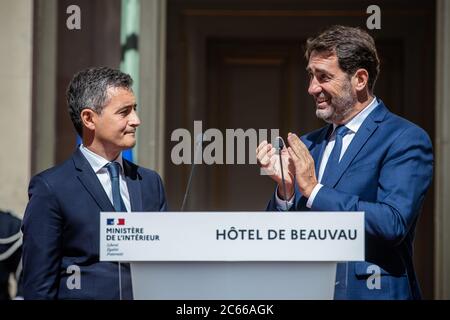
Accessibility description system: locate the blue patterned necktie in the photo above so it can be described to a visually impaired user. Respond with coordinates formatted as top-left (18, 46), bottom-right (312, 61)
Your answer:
top-left (321, 125), bottom-right (351, 297)
top-left (321, 125), bottom-right (350, 183)
top-left (105, 162), bottom-right (126, 212)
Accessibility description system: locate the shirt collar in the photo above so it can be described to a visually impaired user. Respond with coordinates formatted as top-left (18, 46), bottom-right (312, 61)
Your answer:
top-left (333, 96), bottom-right (379, 134)
top-left (79, 144), bottom-right (124, 174)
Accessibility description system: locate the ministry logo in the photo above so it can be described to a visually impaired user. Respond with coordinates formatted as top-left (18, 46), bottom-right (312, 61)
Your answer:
top-left (106, 218), bottom-right (126, 226)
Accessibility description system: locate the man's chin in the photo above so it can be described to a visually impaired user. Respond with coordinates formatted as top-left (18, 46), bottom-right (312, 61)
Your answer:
top-left (122, 138), bottom-right (137, 149)
top-left (316, 109), bottom-right (334, 122)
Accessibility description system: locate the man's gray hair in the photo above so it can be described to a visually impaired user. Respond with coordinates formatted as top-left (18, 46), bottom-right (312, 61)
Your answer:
top-left (66, 66), bottom-right (133, 137)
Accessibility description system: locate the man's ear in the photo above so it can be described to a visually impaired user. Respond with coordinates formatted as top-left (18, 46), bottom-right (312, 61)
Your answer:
top-left (353, 69), bottom-right (369, 92)
top-left (80, 109), bottom-right (96, 131)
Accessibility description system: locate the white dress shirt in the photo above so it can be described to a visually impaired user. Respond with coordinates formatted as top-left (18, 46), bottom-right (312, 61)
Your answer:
top-left (79, 144), bottom-right (131, 212)
top-left (276, 97), bottom-right (379, 210)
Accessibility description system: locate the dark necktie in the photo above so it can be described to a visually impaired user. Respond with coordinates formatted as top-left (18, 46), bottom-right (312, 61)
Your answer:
top-left (321, 125), bottom-right (351, 297)
top-left (105, 162), bottom-right (126, 212)
top-left (105, 161), bottom-right (132, 300)
top-left (321, 125), bottom-right (350, 184)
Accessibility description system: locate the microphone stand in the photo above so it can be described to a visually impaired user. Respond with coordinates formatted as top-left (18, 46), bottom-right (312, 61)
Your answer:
top-left (277, 137), bottom-right (289, 211)
top-left (181, 134), bottom-right (203, 211)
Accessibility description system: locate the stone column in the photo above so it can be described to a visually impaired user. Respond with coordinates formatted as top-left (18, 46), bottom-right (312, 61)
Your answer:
top-left (31, 0), bottom-right (57, 175)
top-left (435, 0), bottom-right (450, 300)
top-left (0, 0), bottom-right (34, 217)
top-left (137, 0), bottom-right (167, 177)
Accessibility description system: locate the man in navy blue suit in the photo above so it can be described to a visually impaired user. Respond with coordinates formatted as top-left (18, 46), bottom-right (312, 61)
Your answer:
top-left (22, 67), bottom-right (167, 299)
top-left (256, 26), bottom-right (433, 299)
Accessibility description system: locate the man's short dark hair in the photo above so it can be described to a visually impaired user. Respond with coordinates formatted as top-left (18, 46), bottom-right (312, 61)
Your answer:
top-left (66, 66), bottom-right (133, 137)
top-left (305, 25), bottom-right (380, 93)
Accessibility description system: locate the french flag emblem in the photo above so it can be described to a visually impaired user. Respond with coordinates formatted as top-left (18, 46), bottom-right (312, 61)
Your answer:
top-left (106, 218), bottom-right (126, 225)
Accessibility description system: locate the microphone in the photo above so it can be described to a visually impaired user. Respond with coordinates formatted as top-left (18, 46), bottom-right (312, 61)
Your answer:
top-left (276, 136), bottom-right (289, 211)
top-left (180, 133), bottom-right (203, 211)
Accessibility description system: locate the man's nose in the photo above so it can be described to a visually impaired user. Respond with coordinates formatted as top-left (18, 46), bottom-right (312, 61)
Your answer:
top-left (129, 110), bottom-right (141, 127)
top-left (308, 77), bottom-right (322, 96)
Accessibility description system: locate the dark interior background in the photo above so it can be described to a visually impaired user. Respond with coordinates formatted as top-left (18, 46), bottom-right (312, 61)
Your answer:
top-left (165, 0), bottom-right (435, 298)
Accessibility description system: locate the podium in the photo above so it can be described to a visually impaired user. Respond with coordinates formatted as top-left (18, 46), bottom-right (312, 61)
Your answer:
top-left (100, 211), bottom-right (364, 300)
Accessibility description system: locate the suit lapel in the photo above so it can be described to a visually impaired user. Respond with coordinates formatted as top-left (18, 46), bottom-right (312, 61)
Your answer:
top-left (123, 160), bottom-right (142, 212)
top-left (72, 149), bottom-right (115, 212)
top-left (323, 120), bottom-right (378, 187)
top-left (321, 101), bottom-right (388, 188)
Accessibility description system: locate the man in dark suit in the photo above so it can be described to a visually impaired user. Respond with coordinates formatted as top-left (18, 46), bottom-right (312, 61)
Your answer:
top-left (22, 67), bottom-right (167, 299)
top-left (256, 26), bottom-right (433, 299)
